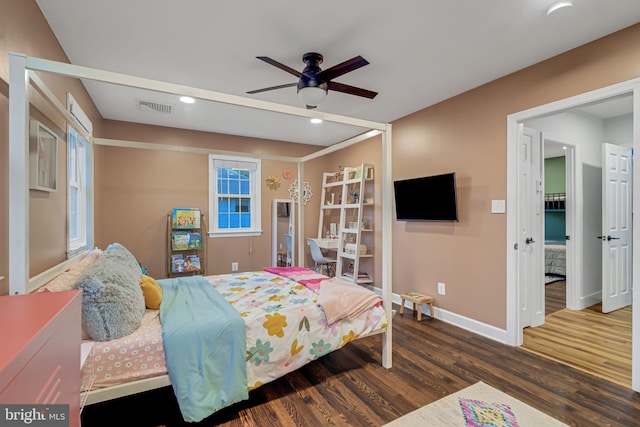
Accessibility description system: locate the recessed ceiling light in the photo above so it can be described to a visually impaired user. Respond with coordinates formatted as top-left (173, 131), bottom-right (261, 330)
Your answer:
top-left (179, 96), bottom-right (195, 104)
top-left (310, 118), bottom-right (323, 124)
top-left (547, 1), bottom-right (573, 17)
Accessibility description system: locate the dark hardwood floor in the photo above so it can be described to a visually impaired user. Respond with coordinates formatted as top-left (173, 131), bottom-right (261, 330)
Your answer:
top-left (82, 304), bottom-right (640, 427)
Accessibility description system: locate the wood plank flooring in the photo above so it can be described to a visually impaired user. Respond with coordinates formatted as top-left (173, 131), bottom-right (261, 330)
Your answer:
top-left (81, 304), bottom-right (640, 427)
top-left (545, 279), bottom-right (566, 316)
top-left (523, 298), bottom-right (632, 388)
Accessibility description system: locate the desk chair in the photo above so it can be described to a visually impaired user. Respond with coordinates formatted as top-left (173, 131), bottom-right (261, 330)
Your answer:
top-left (307, 238), bottom-right (336, 277)
top-left (284, 234), bottom-right (293, 266)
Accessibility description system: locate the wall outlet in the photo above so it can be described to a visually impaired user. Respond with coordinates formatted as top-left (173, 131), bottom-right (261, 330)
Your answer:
top-left (438, 282), bottom-right (446, 295)
top-left (232, 262), bottom-right (239, 272)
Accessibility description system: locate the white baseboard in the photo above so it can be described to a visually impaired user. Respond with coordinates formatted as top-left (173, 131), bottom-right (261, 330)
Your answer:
top-left (390, 293), bottom-right (509, 344)
top-left (580, 291), bottom-right (602, 310)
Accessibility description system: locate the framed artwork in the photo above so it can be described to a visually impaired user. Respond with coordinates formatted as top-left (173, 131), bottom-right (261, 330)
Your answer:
top-left (29, 120), bottom-right (58, 192)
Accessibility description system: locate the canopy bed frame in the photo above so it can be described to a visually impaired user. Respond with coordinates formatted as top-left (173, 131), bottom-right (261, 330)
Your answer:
top-left (7, 53), bottom-right (393, 406)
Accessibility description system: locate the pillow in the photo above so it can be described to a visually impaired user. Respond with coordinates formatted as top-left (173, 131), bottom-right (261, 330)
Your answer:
top-left (140, 274), bottom-right (163, 309)
top-left (74, 243), bottom-right (145, 341)
top-left (36, 248), bottom-right (103, 293)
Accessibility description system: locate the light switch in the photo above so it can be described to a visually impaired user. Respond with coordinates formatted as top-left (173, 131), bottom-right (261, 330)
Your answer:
top-left (491, 199), bottom-right (506, 214)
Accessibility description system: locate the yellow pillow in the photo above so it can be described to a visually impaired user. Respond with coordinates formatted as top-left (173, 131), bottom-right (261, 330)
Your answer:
top-left (140, 274), bottom-right (163, 309)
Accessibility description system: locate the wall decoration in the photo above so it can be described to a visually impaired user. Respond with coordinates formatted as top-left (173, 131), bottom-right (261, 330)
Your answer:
top-left (266, 174), bottom-right (281, 190)
top-left (288, 179), bottom-right (313, 205)
top-left (29, 120), bottom-right (58, 192)
top-left (282, 169), bottom-right (293, 180)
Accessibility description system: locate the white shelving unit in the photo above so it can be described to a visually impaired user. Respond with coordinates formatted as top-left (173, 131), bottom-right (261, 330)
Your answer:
top-left (317, 163), bottom-right (374, 284)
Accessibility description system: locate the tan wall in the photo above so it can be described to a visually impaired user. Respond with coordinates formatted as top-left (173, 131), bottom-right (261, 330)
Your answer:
top-left (0, 0), bottom-right (104, 294)
top-left (97, 120), bottom-right (324, 278)
top-left (388, 23), bottom-right (640, 329)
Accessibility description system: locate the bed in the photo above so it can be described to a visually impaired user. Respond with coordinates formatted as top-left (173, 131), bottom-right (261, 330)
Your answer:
top-left (10, 54), bottom-right (394, 423)
top-left (37, 246), bottom-right (388, 422)
top-left (544, 241), bottom-right (566, 276)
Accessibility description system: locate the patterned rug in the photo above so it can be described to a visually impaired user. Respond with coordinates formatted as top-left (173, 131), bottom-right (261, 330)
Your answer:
top-left (545, 274), bottom-right (565, 285)
top-left (384, 382), bottom-right (568, 427)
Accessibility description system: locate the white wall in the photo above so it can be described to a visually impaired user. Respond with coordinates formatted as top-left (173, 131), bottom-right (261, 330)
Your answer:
top-left (605, 113), bottom-right (633, 145)
top-left (523, 110), bottom-right (632, 307)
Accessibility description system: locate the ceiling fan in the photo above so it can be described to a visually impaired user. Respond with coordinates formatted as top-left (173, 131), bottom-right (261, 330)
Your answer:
top-left (247, 52), bottom-right (378, 109)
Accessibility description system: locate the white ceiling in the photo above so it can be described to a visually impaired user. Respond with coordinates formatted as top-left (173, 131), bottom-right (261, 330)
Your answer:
top-left (35, 1), bottom-right (640, 147)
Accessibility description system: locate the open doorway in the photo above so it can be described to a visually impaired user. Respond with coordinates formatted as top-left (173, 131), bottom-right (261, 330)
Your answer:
top-left (506, 83), bottom-right (639, 391)
top-left (542, 139), bottom-right (569, 316)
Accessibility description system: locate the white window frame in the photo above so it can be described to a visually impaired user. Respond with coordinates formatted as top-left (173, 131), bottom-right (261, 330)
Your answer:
top-left (67, 93), bottom-right (93, 257)
top-left (208, 154), bottom-right (262, 237)
top-left (67, 125), bottom-right (87, 254)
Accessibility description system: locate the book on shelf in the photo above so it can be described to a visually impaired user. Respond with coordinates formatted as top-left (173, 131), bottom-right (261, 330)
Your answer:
top-left (184, 255), bottom-right (201, 272)
top-left (171, 232), bottom-right (202, 250)
top-left (172, 208), bottom-right (201, 229)
top-left (171, 254), bottom-right (185, 273)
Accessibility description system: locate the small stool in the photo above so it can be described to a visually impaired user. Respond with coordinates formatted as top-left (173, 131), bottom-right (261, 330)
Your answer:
top-left (400, 292), bottom-right (434, 321)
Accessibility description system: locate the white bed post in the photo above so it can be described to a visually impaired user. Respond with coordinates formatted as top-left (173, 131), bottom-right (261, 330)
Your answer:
top-left (381, 124), bottom-right (393, 368)
top-left (8, 53), bottom-right (30, 295)
top-left (296, 161), bottom-right (305, 267)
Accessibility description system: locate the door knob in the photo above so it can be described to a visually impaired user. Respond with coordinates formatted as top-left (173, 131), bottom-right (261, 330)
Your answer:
top-left (598, 235), bottom-right (621, 241)
top-left (525, 237), bottom-right (535, 244)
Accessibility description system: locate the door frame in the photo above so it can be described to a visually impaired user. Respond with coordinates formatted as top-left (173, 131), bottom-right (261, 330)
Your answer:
top-left (543, 136), bottom-right (580, 311)
top-left (506, 78), bottom-right (640, 391)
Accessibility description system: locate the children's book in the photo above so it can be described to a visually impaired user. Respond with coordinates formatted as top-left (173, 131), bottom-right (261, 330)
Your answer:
top-left (184, 255), bottom-right (201, 272)
top-left (172, 232), bottom-right (201, 250)
top-left (171, 254), bottom-right (185, 273)
top-left (172, 208), bottom-right (201, 229)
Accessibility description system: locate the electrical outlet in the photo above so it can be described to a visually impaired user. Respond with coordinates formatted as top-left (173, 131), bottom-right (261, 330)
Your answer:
top-left (232, 262), bottom-right (238, 272)
top-left (438, 282), bottom-right (446, 295)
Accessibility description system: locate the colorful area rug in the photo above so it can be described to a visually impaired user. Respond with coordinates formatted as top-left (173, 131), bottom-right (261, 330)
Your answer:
top-left (384, 381), bottom-right (568, 427)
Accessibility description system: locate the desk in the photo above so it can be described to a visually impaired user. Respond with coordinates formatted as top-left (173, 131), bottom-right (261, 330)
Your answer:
top-left (313, 238), bottom-right (339, 250)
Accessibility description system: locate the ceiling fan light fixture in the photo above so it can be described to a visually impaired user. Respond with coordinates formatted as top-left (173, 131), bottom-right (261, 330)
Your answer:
top-left (547, 1), bottom-right (573, 16)
top-left (298, 86), bottom-right (327, 107)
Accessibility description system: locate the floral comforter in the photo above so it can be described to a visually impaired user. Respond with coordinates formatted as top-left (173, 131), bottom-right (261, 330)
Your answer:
top-left (82, 270), bottom-right (388, 398)
top-left (206, 270), bottom-right (388, 390)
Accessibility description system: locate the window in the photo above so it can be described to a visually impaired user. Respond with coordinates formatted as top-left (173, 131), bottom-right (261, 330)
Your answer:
top-left (67, 93), bottom-right (93, 257)
top-left (67, 125), bottom-right (88, 254)
top-left (208, 155), bottom-right (262, 237)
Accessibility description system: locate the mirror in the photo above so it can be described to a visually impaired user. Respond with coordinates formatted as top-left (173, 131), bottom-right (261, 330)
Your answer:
top-left (272, 199), bottom-right (294, 267)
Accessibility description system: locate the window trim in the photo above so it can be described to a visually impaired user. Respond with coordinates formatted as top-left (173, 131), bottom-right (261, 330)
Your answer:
top-left (208, 154), bottom-right (262, 237)
top-left (66, 93), bottom-right (93, 258)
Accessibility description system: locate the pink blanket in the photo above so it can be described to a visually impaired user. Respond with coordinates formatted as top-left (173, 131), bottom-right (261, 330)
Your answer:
top-left (317, 277), bottom-right (382, 324)
top-left (263, 266), bottom-right (329, 292)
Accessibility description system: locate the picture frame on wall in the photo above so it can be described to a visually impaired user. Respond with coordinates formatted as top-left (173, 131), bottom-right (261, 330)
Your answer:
top-left (29, 120), bottom-right (58, 192)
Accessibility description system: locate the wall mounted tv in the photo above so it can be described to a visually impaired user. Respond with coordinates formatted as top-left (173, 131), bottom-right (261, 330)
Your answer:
top-left (393, 172), bottom-right (459, 221)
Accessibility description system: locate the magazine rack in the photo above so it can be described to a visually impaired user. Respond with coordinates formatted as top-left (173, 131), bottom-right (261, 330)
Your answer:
top-left (167, 208), bottom-right (207, 278)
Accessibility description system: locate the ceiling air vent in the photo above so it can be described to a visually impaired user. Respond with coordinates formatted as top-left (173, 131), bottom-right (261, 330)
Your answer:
top-left (136, 100), bottom-right (174, 114)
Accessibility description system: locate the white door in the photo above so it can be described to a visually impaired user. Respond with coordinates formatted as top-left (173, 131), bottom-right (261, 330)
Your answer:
top-left (601, 143), bottom-right (633, 313)
top-left (518, 126), bottom-right (545, 328)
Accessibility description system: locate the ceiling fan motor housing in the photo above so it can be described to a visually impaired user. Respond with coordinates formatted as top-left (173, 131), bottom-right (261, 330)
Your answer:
top-left (298, 52), bottom-right (328, 91)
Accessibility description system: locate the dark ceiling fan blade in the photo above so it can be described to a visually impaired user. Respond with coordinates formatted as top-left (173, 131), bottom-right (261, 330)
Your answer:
top-left (256, 56), bottom-right (302, 78)
top-left (247, 82), bottom-right (297, 94)
top-left (327, 81), bottom-right (378, 99)
top-left (317, 55), bottom-right (369, 81)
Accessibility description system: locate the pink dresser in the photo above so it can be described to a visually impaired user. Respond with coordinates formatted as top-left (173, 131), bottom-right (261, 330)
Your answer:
top-left (0, 290), bottom-right (81, 427)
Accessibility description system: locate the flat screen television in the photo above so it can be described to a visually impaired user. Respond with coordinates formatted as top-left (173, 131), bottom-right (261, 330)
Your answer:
top-left (393, 172), bottom-right (459, 221)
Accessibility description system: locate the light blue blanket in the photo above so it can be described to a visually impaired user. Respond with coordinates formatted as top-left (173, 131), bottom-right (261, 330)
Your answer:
top-left (158, 276), bottom-right (247, 422)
